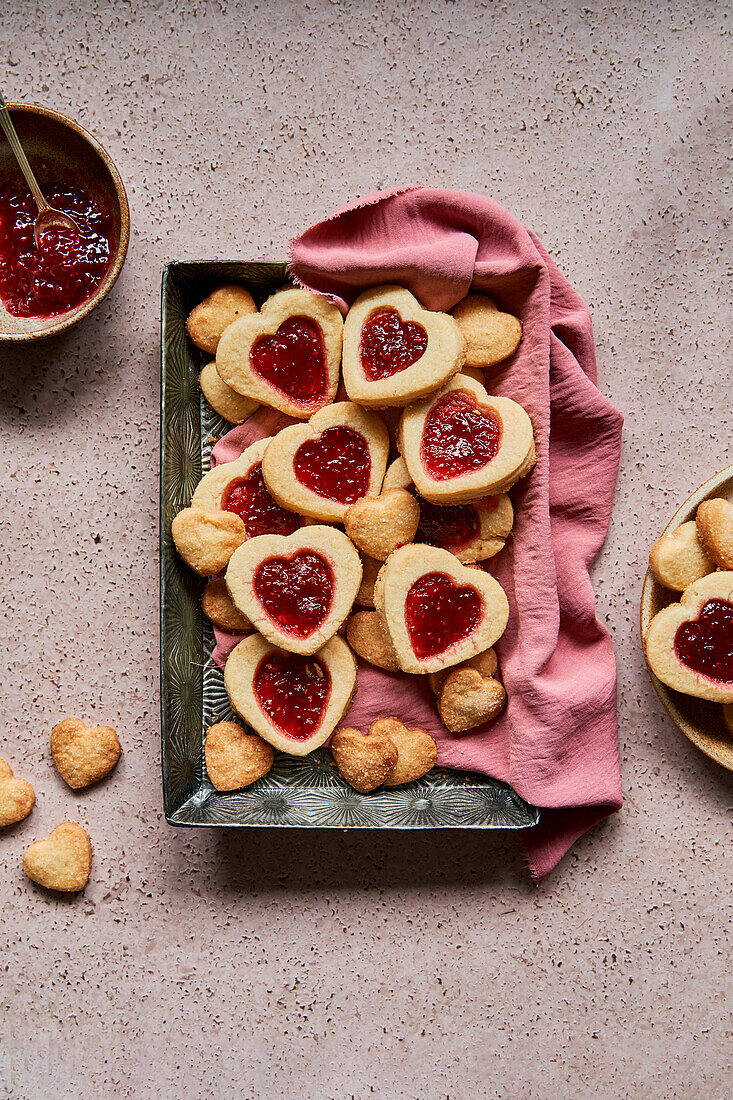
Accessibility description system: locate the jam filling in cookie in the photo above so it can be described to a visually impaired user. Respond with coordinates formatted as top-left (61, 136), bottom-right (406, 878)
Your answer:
top-left (673, 598), bottom-right (733, 682)
top-left (253, 650), bottom-right (331, 740)
top-left (414, 494), bottom-right (481, 552)
top-left (359, 308), bottom-right (428, 380)
top-left (221, 462), bottom-right (303, 538)
top-left (420, 391), bottom-right (502, 481)
top-left (293, 426), bottom-right (371, 505)
top-left (250, 316), bottom-right (328, 407)
top-left (405, 572), bottom-right (483, 660)
top-left (253, 551), bottom-right (334, 639)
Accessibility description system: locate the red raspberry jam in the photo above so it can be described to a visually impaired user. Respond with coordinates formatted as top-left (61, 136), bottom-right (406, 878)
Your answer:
top-left (421, 391), bottom-right (502, 481)
top-left (0, 179), bottom-right (114, 318)
top-left (220, 463), bottom-right (303, 539)
top-left (294, 426), bottom-right (371, 504)
top-left (405, 571), bottom-right (482, 660)
top-left (250, 316), bottom-right (328, 407)
top-left (253, 650), bottom-right (331, 740)
top-left (674, 598), bottom-right (733, 682)
top-left (415, 493), bottom-right (480, 552)
top-left (359, 307), bottom-right (428, 380)
top-left (253, 551), bottom-right (334, 639)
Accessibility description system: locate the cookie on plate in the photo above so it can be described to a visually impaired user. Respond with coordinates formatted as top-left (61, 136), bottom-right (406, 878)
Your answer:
top-left (199, 361), bottom-right (259, 424)
top-left (343, 489), bottom-right (420, 561)
top-left (202, 577), bottom-right (252, 632)
top-left (204, 721), bottom-right (273, 790)
top-left (649, 521), bottom-right (714, 591)
top-left (696, 498), bottom-right (733, 569)
top-left (171, 507), bottom-right (246, 576)
top-left (451, 294), bottom-right (522, 369)
top-left (187, 284), bottom-right (257, 354)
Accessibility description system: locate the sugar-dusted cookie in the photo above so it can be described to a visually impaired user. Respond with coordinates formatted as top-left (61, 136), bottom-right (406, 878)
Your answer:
top-left (224, 633), bottom-right (357, 755)
top-left (191, 438), bottom-right (304, 539)
top-left (374, 544), bottom-right (509, 674)
top-left (342, 285), bottom-right (465, 407)
top-left (0, 758), bottom-right (35, 828)
top-left (51, 718), bottom-right (122, 790)
top-left (23, 822), bottom-right (92, 892)
top-left (437, 665), bottom-right (506, 732)
top-left (644, 572), bottom-right (733, 702)
top-left (261, 402), bottom-right (389, 523)
top-left (399, 373), bottom-right (535, 503)
top-left (187, 284), bottom-right (257, 354)
top-left (171, 507), bottom-right (246, 576)
top-left (204, 721), bottom-right (273, 790)
top-left (649, 521), bottom-right (714, 591)
top-left (346, 610), bottom-right (400, 672)
top-left (343, 489), bottom-right (420, 561)
top-left (371, 718), bottom-right (438, 786)
top-left (200, 361), bottom-right (259, 424)
top-left (202, 577), bottom-right (252, 633)
top-left (226, 526), bottom-right (362, 655)
top-left (216, 286), bottom-right (343, 418)
top-left (451, 294), bottom-right (522, 369)
top-left (696, 498), bottom-right (733, 569)
top-left (331, 726), bottom-right (399, 793)
top-left (355, 554), bottom-right (381, 608)
top-left (428, 647), bottom-right (498, 697)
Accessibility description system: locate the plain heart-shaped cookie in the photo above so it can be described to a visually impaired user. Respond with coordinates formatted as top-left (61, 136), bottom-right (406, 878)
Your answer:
top-left (354, 554), bottom-right (381, 608)
top-left (696, 498), bottom-right (733, 569)
top-left (437, 667), bottom-right (507, 732)
top-left (187, 283), bottom-right (257, 354)
top-left (644, 572), bottom-right (733, 701)
top-left (51, 718), bottom-right (122, 789)
top-left (199, 361), bottom-right (259, 424)
top-left (216, 287), bottom-right (343, 418)
top-left (224, 633), bottom-right (357, 755)
top-left (346, 610), bottom-right (400, 672)
top-left (202, 576), bottom-right (252, 633)
top-left (204, 721), bottom-right (274, 790)
top-left (171, 506), bottom-right (246, 576)
top-left (261, 401), bottom-right (389, 523)
top-left (428, 647), bottom-right (498, 697)
top-left (399, 373), bottom-right (535, 503)
top-left (342, 285), bottom-right (465, 407)
top-left (331, 726), bottom-right (399, 793)
top-left (649, 521), bottom-right (714, 591)
top-left (344, 488), bottom-right (420, 561)
top-left (369, 718), bottom-right (438, 786)
top-left (23, 822), bottom-right (92, 892)
top-left (374, 544), bottom-right (509, 674)
top-left (451, 294), bottom-right (522, 369)
top-left (0, 758), bottom-right (35, 827)
top-left (226, 526), bottom-right (362, 654)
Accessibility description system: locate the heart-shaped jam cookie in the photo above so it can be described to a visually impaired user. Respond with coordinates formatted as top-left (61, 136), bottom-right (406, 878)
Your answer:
top-left (261, 401), bottom-right (389, 523)
top-left (374, 544), bottom-right (509, 674)
top-left (451, 293), bottom-right (522, 370)
top-left (224, 634), bottom-right (357, 755)
top-left (342, 285), bottom-right (465, 407)
top-left (644, 572), bottom-right (733, 701)
top-left (216, 287), bottom-right (343, 418)
top-left (23, 822), bottom-right (92, 892)
top-left (0, 758), bottom-right (35, 828)
top-left (649, 521), bottom-right (714, 592)
top-left (226, 526), bottom-right (362, 655)
top-left (399, 373), bottom-right (535, 503)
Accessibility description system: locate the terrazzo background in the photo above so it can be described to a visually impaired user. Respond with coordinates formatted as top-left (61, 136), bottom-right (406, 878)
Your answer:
top-left (1, 1), bottom-right (731, 1097)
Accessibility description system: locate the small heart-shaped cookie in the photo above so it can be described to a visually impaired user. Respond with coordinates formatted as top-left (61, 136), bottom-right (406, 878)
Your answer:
top-left (346, 611), bottom-right (400, 672)
top-left (226, 526), bottom-right (362, 654)
top-left (451, 294), bottom-right (522, 369)
top-left (696, 498), bottom-right (733, 569)
top-left (202, 577), bottom-right (252, 633)
top-left (0, 758), bottom-right (35, 827)
top-left (187, 283), bottom-right (257, 354)
top-left (437, 667), bottom-right (507, 732)
top-left (649, 521), bottom-right (714, 591)
top-left (355, 554), bottom-right (381, 609)
top-left (216, 287), bottom-right (343, 418)
top-left (224, 633), bottom-right (357, 755)
top-left (331, 726), bottom-right (399, 793)
top-left (428, 647), bottom-right (498, 697)
top-left (261, 401), bottom-right (389, 523)
top-left (344, 489), bottom-right (420, 561)
top-left (23, 822), bottom-right (92, 892)
top-left (369, 718), bottom-right (438, 786)
top-left (342, 285), bottom-right (465, 407)
top-left (51, 718), bottom-right (122, 789)
top-left (204, 721), bottom-right (274, 790)
top-left (171, 506), bottom-right (246, 576)
top-left (200, 361), bottom-right (259, 424)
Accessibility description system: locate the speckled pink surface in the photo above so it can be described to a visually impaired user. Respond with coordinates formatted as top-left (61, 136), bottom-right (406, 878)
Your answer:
top-left (1, 3), bottom-right (731, 1097)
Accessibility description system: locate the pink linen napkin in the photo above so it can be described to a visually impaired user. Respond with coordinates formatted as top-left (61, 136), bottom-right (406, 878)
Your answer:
top-left (212, 188), bottom-right (623, 880)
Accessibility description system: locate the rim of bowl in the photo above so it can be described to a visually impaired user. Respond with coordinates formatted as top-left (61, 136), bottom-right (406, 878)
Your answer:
top-left (0, 102), bottom-right (130, 342)
top-left (640, 464), bottom-right (733, 772)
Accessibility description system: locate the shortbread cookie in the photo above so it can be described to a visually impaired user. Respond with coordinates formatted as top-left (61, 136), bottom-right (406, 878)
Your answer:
top-left (224, 633), bottom-right (357, 755)
top-left (346, 610), bottom-right (401, 672)
top-left (216, 286), bottom-right (343, 418)
top-left (187, 284), bottom-right (257, 354)
top-left (696, 498), bottom-right (733, 569)
top-left (644, 572), bottom-right (733, 701)
top-left (202, 577), bottom-right (252, 633)
top-left (399, 373), bottom-right (535, 503)
top-left (437, 666), bottom-right (507, 732)
top-left (374, 544), bottom-right (510, 674)
top-left (355, 554), bottom-right (381, 608)
top-left (226, 526), bottom-right (362, 655)
top-left (51, 718), bottom-right (122, 789)
top-left (428, 647), bottom-right (498, 697)
top-left (452, 294), bottom-right (522, 369)
top-left (370, 718), bottom-right (438, 786)
top-left (261, 402), bottom-right (389, 523)
top-left (344, 489), bottom-right (420, 561)
top-left (722, 703), bottom-right (733, 735)
top-left (191, 438), bottom-right (303, 539)
top-left (0, 759), bottom-right (35, 827)
top-left (342, 285), bottom-right (465, 407)
top-left (23, 822), bottom-right (92, 892)
top-left (200, 361), bottom-right (259, 424)
top-left (649, 521), bottom-right (714, 591)
top-left (171, 507), bottom-right (246, 576)
top-left (331, 726), bottom-right (399, 793)
top-left (204, 721), bottom-right (273, 790)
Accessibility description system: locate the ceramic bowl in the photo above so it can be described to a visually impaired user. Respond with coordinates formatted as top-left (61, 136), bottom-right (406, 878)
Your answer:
top-left (0, 102), bottom-right (129, 341)
top-left (640, 465), bottom-right (733, 771)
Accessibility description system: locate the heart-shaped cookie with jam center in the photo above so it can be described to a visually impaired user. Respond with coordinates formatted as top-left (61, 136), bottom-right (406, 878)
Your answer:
top-left (191, 437), bottom-right (304, 540)
top-left (342, 285), bottom-right (465, 407)
top-left (374, 544), bottom-right (509, 674)
top-left (452, 293), bottom-right (522, 370)
top-left (23, 822), bottom-right (92, 892)
top-left (226, 526), bottom-right (362, 655)
top-left (644, 572), bottom-right (733, 701)
top-left (224, 633), bottom-right (357, 755)
top-left (399, 373), bottom-right (535, 504)
top-left (216, 287), bottom-right (343, 418)
top-left (51, 718), bottom-right (122, 789)
top-left (261, 401), bottom-right (389, 523)
top-left (0, 758), bottom-right (35, 827)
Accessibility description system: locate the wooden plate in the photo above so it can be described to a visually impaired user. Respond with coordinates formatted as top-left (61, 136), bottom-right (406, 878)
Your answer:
top-left (640, 466), bottom-right (733, 772)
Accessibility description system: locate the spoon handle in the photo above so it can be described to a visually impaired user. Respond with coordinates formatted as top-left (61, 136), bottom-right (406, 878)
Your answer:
top-left (0, 92), bottom-right (48, 213)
